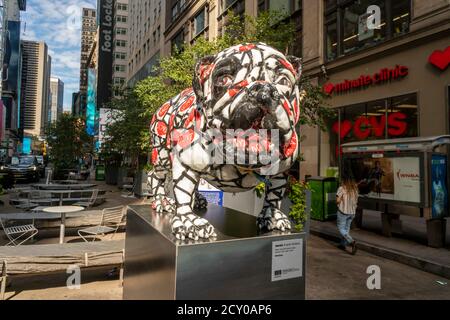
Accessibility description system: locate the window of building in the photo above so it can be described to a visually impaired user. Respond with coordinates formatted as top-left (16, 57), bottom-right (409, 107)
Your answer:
top-left (257, 0), bottom-right (302, 57)
top-left (117, 3), bottom-right (128, 11)
top-left (221, 0), bottom-right (242, 13)
top-left (115, 65), bottom-right (126, 72)
top-left (172, 0), bottom-right (187, 21)
top-left (217, 0), bottom-right (245, 37)
top-left (114, 77), bottom-right (126, 85)
top-left (116, 15), bottom-right (127, 23)
top-left (328, 93), bottom-right (418, 166)
top-left (115, 52), bottom-right (127, 60)
top-left (193, 6), bottom-right (208, 38)
top-left (172, 28), bottom-right (185, 53)
top-left (116, 40), bottom-right (127, 47)
top-left (325, 0), bottom-right (411, 61)
top-left (116, 27), bottom-right (127, 35)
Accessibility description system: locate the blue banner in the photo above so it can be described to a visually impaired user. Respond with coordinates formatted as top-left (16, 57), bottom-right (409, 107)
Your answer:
top-left (199, 191), bottom-right (224, 207)
top-left (86, 68), bottom-right (97, 136)
top-left (431, 155), bottom-right (448, 218)
top-left (22, 137), bottom-right (31, 154)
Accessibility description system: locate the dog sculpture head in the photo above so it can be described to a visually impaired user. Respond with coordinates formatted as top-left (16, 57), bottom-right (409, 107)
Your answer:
top-left (193, 43), bottom-right (302, 173)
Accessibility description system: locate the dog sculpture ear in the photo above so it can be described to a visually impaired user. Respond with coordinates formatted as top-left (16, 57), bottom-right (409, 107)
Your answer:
top-left (193, 55), bottom-right (216, 100)
top-left (286, 56), bottom-right (303, 82)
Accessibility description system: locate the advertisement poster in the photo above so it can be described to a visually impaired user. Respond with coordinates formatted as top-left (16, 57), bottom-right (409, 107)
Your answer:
top-left (393, 157), bottom-right (421, 203)
top-left (431, 155), bottom-right (448, 218)
top-left (86, 68), bottom-right (97, 136)
top-left (22, 137), bottom-right (32, 154)
top-left (346, 156), bottom-right (421, 204)
top-left (198, 179), bottom-right (223, 207)
top-left (3, 21), bottom-right (21, 93)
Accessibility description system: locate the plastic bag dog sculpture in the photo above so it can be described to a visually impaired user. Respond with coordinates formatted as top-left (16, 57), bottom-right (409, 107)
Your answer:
top-left (150, 43), bottom-right (302, 240)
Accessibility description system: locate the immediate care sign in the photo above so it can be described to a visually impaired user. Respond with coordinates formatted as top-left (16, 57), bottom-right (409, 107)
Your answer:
top-left (323, 65), bottom-right (409, 95)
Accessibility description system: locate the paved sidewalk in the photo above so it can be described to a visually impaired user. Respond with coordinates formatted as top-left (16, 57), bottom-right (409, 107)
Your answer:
top-left (310, 211), bottom-right (450, 279)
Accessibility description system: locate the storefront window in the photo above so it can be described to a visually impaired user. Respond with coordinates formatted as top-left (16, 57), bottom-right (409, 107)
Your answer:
top-left (388, 93), bottom-right (418, 139)
top-left (325, 0), bottom-right (411, 61)
top-left (329, 93), bottom-right (418, 166)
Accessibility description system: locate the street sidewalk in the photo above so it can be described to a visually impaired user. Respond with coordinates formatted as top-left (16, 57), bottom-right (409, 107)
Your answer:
top-left (310, 211), bottom-right (450, 279)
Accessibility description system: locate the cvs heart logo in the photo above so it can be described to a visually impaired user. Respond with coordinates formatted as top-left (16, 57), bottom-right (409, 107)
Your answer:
top-left (429, 46), bottom-right (450, 71)
top-left (332, 120), bottom-right (352, 139)
top-left (323, 83), bottom-right (335, 95)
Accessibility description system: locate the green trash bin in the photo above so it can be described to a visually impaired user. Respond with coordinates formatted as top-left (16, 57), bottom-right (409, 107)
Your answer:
top-left (95, 165), bottom-right (106, 181)
top-left (307, 177), bottom-right (338, 221)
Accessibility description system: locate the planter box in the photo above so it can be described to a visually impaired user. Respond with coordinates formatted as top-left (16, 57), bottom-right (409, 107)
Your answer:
top-left (105, 166), bottom-right (118, 185)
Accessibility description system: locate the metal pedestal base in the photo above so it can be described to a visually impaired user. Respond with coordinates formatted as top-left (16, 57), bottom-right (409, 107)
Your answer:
top-left (123, 204), bottom-right (306, 300)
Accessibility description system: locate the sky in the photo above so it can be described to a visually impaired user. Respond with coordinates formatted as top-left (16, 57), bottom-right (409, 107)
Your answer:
top-left (21, 0), bottom-right (97, 112)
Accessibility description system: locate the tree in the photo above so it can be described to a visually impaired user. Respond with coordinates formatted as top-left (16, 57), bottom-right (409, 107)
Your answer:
top-left (102, 88), bottom-right (151, 168)
top-left (45, 114), bottom-right (93, 172)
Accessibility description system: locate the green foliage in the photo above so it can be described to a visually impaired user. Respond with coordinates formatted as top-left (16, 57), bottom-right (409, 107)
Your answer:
top-left (45, 114), bottom-right (93, 171)
top-left (254, 182), bottom-right (266, 198)
top-left (102, 87), bottom-right (151, 166)
top-left (298, 76), bottom-right (335, 131)
top-left (223, 10), bottom-right (296, 53)
top-left (287, 178), bottom-right (311, 231)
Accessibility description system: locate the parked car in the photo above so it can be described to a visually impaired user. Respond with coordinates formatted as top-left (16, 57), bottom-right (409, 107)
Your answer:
top-left (4, 155), bottom-right (41, 183)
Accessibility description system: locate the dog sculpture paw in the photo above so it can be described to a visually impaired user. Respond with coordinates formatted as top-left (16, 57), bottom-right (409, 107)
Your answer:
top-left (194, 192), bottom-right (208, 210)
top-left (152, 196), bottom-right (175, 213)
top-left (257, 207), bottom-right (292, 232)
top-left (170, 214), bottom-right (217, 241)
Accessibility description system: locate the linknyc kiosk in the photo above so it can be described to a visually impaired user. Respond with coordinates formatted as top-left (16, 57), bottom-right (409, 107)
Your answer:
top-left (341, 136), bottom-right (450, 248)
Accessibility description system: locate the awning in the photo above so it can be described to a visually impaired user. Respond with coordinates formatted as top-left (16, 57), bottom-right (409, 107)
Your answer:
top-left (341, 135), bottom-right (450, 153)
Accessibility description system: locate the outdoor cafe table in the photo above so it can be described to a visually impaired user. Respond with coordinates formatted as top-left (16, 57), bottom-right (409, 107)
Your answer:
top-left (31, 183), bottom-right (97, 190)
top-left (42, 206), bottom-right (85, 244)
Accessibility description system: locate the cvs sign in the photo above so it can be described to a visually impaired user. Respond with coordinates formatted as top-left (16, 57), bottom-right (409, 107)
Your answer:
top-left (332, 112), bottom-right (407, 140)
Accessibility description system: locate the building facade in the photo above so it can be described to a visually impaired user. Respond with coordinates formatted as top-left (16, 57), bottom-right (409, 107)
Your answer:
top-left (1, 0), bottom-right (26, 158)
top-left (127, 0), bottom-right (165, 86)
top-left (72, 91), bottom-right (81, 115)
top-left (127, 0), bottom-right (302, 84)
top-left (112, 0), bottom-right (128, 96)
top-left (19, 40), bottom-right (51, 137)
top-left (78, 7), bottom-right (97, 115)
top-left (50, 77), bottom-right (64, 123)
top-left (299, 0), bottom-right (450, 183)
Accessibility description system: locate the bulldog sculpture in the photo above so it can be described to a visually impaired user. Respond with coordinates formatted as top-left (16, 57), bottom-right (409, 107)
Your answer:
top-left (149, 43), bottom-right (302, 241)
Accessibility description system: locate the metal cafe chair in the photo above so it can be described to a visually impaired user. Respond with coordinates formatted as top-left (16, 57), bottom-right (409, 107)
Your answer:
top-left (0, 217), bottom-right (38, 246)
top-left (77, 206), bottom-right (125, 242)
top-left (74, 189), bottom-right (99, 209)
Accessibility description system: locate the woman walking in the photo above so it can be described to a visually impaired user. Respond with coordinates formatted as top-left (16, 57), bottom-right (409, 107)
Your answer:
top-left (336, 175), bottom-right (359, 255)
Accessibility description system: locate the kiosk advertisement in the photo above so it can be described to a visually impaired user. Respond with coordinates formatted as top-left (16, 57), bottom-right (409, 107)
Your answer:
top-left (431, 155), bottom-right (448, 218)
top-left (347, 156), bottom-right (421, 204)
